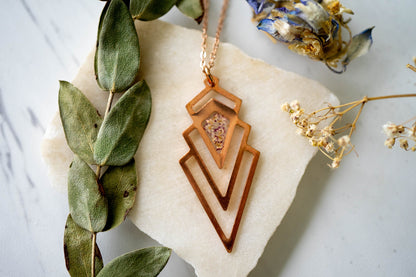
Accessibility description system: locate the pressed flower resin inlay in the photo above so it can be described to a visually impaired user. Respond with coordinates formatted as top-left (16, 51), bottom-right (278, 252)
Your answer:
top-left (202, 112), bottom-right (230, 152)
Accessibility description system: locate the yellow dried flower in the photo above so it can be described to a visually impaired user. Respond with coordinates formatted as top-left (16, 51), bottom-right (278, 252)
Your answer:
top-left (399, 139), bottom-right (409, 150)
top-left (281, 102), bottom-right (290, 112)
top-left (384, 138), bottom-right (395, 149)
top-left (337, 135), bottom-right (350, 147)
top-left (330, 156), bottom-right (341, 168)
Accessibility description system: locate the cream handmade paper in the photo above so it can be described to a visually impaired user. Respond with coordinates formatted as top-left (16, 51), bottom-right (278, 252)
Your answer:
top-left (41, 20), bottom-right (338, 277)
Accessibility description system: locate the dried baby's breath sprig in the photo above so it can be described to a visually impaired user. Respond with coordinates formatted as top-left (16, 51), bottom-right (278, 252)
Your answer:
top-left (246, 0), bottom-right (374, 73)
top-left (382, 61), bottom-right (416, 152)
top-left (382, 119), bottom-right (416, 152)
top-left (282, 93), bottom-right (416, 168)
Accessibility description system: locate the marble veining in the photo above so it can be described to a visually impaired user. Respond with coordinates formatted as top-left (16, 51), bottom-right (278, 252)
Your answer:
top-left (19, 0), bottom-right (67, 68)
top-left (27, 107), bottom-right (45, 133)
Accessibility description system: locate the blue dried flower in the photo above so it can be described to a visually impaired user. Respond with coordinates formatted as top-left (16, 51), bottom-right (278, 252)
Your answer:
top-left (248, 0), bottom-right (374, 73)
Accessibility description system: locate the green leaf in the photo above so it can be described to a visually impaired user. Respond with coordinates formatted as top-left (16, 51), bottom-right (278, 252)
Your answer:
top-left (59, 81), bottom-right (102, 165)
top-left (96, 1), bottom-right (110, 41)
top-left (95, 0), bottom-right (140, 93)
top-left (102, 159), bottom-right (137, 231)
top-left (97, 247), bottom-right (171, 277)
top-left (130, 0), bottom-right (176, 21)
top-left (176, 0), bottom-right (204, 23)
top-left (64, 214), bottom-right (104, 277)
top-left (68, 156), bottom-right (108, 232)
top-left (94, 80), bottom-right (152, 166)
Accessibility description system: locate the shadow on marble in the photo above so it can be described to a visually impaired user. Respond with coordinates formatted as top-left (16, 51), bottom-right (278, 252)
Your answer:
top-left (98, 218), bottom-right (196, 277)
top-left (95, 151), bottom-right (332, 277)
top-left (249, 152), bottom-right (332, 276)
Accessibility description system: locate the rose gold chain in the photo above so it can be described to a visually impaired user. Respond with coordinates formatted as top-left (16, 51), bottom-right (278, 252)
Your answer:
top-left (200, 0), bottom-right (230, 79)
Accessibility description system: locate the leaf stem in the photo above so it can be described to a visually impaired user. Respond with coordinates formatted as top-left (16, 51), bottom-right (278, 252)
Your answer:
top-left (96, 165), bottom-right (101, 179)
top-left (90, 90), bottom-right (114, 277)
top-left (91, 232), bottom-right (96, 277)
top-left (104, 90), bottom-right (115, 118)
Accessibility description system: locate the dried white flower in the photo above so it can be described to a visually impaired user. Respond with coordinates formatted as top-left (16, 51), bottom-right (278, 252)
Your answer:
top-left (384, 138), bottom-right (395, 149)
top-left (305, 124), bottom-right (317, 137)
top-left (322, 126), bottom-right (334, 137)
top-left (281, 102), bottom-right (290, 112)
top-left (330, 157), bottom-right (341, 168)
top-left (406, 126), bottom-right (416, 139)
top-left (296, 128), bottom-right (304, 136)
top-left (290, 110), bottom-right (303, 123)
top-left (383, 121), bottom-right (415, 151)
top-left (399, 139), bottom-right (409, 150)
top-left (337, 135), bottom-right (350, 147)
top-left (290, 100), bottom-right (300, 111)
top-left (382, 122), bottom-right (396, 138)
top-left (325, 142), bottom-right (334, 153)
top-left (309, 138), bottom-right (318, 146)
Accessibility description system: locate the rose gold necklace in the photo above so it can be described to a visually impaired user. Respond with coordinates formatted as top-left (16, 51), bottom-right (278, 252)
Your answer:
top-left (180, 0), bottom-right (260, 253)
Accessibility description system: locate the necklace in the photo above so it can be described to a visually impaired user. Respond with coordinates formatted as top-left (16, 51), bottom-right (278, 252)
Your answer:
top-left (179, 0), bottom-right (260, 253)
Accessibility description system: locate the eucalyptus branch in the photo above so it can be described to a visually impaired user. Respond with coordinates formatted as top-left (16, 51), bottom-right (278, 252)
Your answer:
top-left (61, 0), bottom-right (202, 275)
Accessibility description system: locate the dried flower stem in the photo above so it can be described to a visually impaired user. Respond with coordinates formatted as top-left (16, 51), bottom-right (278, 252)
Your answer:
top-left (282, 93), bottom-right (416, 168)
top-left (407, 64), bottom-right (416, 72)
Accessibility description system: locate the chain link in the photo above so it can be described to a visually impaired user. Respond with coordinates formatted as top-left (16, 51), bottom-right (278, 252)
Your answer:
top-left (200, 0), bottom-right (230, 79)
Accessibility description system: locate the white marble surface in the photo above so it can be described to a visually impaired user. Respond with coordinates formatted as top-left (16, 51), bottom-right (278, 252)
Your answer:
top-left (1, 0), bottom-right (415, 276)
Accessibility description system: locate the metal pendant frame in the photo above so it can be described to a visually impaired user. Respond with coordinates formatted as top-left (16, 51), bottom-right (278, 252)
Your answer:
top-left (180, 76), bottom-right (260, 252)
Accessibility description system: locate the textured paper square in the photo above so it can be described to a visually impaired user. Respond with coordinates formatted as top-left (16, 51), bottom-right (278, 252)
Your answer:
top-left (41, 20), bottom-right (338, 276)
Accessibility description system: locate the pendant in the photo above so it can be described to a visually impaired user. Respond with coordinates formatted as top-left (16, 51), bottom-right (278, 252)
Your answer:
top-left (180, 76), bottom-right (260, 252)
